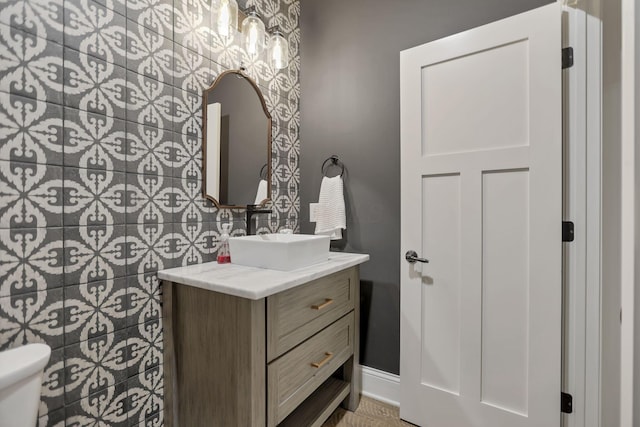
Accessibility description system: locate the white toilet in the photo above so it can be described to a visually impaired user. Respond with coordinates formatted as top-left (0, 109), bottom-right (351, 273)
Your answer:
top-left (0, 343), bottom-right (51, 427)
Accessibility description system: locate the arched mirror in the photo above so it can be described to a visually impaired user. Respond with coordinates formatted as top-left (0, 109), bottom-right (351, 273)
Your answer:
top-left (202, 69), bottom-right (272, 208)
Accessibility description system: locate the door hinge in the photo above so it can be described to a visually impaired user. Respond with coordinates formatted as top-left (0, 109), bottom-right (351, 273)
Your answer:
top-left (562, 221), bottom-right (574, 242)
top-left (562, 47), bottom-right (574, 69)
top-left (561, 392), bottom-right (573, 414)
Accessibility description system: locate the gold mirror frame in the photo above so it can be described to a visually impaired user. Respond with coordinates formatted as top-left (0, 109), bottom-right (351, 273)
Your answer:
top-left (202, 69), bottom-right (273, 209)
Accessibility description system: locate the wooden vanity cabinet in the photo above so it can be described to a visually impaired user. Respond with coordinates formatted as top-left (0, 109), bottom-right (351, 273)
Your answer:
top-left (163, 266), bottom-right (361, 427)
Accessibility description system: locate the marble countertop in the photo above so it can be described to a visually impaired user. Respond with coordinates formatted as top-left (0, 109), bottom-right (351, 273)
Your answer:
top-left (157, 252), bottom-right (369, 300)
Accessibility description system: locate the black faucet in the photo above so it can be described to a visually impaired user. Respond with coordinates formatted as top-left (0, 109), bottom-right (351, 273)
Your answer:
top-left (246, 204), bottom-right (272, 235)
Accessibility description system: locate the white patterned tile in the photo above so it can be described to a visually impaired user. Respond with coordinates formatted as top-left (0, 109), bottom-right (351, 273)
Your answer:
top-left (125, 223), bottom-right (173, 275)
top-left (65, 381), bottom-right (129, 426)
top-left (126, 70), bottom-right (173, 130)
top-left (63, 48), bottom-right (128, 119)
top-left (0, 23), bottom-right (64, 104)
top-left (64, 225), bottom-right (128, 285)
top-left (0, 228), bottom-right (64, 296)
top-left (0, 0), bottom-right (64, 42)
top-left (63, 167), bottom-right (126, 227)
top-left (0, 160), bottom-right (64, 228)
top-left (126, 0), bottom-right (172, 36)
top-left (0, 288), bottom-right (64, 349)
top-left (63, 330), bottom-right (128, 404)
top-left (127, 366), bottom-right (163, 425)
top-left (63, 278), bottom-right (128, 345)
top-left (0, 0), bottom-right (300, 419)
top-left (63, 107), bottom-right (127, 172)
top-left (0, 95), bottom-right (64, 165)
top-left (64, 0), bottom-right (127, 65)
top-left (125, 121), bottom-right (173, 176)
top-left (126, 19), bottom-right (173, 84)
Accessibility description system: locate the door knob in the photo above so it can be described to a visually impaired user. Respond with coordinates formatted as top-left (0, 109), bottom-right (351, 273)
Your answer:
top-left (405, 250), bottom-right (429, 264)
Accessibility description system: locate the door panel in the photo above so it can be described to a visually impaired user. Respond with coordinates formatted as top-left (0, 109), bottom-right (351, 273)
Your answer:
top-left (421, 40), bottom-right (531, 155)
top-left (420, 174), bottom-right (462, 395)
top-left (400, 4), bottom-right (561, 427)
top-left (481, 169), bottom-right (530, 416)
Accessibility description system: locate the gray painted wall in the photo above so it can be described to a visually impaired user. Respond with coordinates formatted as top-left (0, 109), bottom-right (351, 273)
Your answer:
top-left (300, 0), bottom-right (551, 374)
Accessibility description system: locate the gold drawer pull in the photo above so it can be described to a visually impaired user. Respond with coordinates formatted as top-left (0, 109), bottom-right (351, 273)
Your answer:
top-left (311, 298), bottom-right (334, 310)
top-left (311, 352), bottom-right (334, 368)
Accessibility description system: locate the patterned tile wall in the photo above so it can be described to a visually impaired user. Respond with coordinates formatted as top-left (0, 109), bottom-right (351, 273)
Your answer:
top-left (0, 0), bottom-right (300, 424)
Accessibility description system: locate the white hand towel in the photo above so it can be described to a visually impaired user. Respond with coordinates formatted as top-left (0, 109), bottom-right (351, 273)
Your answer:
top-left (315, 175), bottom-right (346, 240)
top-left (254, 179), bottom-right (268, 205)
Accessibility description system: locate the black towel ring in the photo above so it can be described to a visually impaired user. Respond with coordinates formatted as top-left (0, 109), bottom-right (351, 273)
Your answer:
top-left (321, 155), bottom-right (345, 177)
top-left (259, 164), bottom-right (268, 179)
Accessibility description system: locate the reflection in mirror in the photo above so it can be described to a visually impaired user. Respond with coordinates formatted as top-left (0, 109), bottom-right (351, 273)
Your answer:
top-left (203, 70), bottom-right (272, 208)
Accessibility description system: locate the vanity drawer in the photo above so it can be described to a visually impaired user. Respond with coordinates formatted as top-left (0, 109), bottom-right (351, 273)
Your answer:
top-left (267, 312), bottom-right (354, 427)
top-left (267, 267), bottom-right (356, 361)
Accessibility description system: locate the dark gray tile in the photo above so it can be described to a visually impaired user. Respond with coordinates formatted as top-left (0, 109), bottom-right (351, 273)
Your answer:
top-left (171, 131), bottom-right (201, 180)
top-left (209, 43), bottom-right (240, 71)
top-left (0, 95), bottom-right (64, 165)
top-left (64, 330), bottom-right (128, 404)
top-left (172, 48), bottom-right (214, 95)
top-left (64, 224), bottom-right (128, 285)
top-left (0, 289), bottom-right (65, 349)
top-left (126, 318), bottom-right (162, 378)
top-left (126, 20), bottom-right (173, 84)
top-left (272, 130), bottom-right (297, 155)
top-left (63, 1), bottom-right (126, 65)
top-left (201, 221), bottom-right (218, 254)
top-left (272, 115), bottom-right (299, 140)
top-left (65, 380), bottom-right (129, 426)
top-left (0, 228), bottom-right (64, 296)
top-left (126, 70), bottom-right (173, 130)
top-left (171, 177), bottom-right (209, 223)
top-left (125, 273), bottom-right (160, 326)
top-left (242, 60), bottom-right (276, 90)
top-left (38, 405), bottom-right (65, 427)
top-left (126, 0), bottom-right (173, 36)
top-left (126, 366), bottom-right (163, 426)
top-left (272, 192), bottom-right (297, 221)
top-left (211, 219), bottom-right (245, 236)
top-left (0, 0), bottom-right (63, 42)
top-left (63, 167), bottom-right (126, 227)
top-left (125, 173), bottom-right (173, 225)
top-left (38, 346), bottom-right (66, 417)
top-left (63, 48), bottom-right (127, 119)
top-left (0, 160), bottom-right (64, 228)
top-left (63, 278), bottom-right (128, 345)
top-left (125, 223), bottom-right (173, 275)
top-left (158, 131), bottom-right (182, 178)
top-left (211, 207), bottom-right (246, 224)
top-left (172, 0), bottom-right (211, 58)
top-left (0, 23), bottom-right (64, 104)
top-left (134, 410), bottom-right (163, 427)
top-left (91, 0), bottom-right (126, 17)
top-left (171, 88), bottom-right (201, 137)
top-left (201, 197), bottom-right (217, 219)
top-left (124, 121), bottom-right (173, 176)
top-left (172, 220), bottom-right (211, 266)
top-left (63, 107), bottom-right (127, 172)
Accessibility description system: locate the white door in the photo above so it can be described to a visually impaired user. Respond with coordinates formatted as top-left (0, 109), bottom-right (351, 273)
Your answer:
top-left (400, 4), bottom-right (562, 427)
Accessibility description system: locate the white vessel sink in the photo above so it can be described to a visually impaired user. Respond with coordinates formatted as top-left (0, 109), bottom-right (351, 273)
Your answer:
top-left (228, 233), bottom-right (330, 271)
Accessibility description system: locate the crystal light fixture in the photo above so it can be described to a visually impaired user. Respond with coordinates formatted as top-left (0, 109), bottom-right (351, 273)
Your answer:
top-left (241, 7), bottom-right (266, 56)
top-left (268, 26), bottom-right (289, 70)
top-left (216, 0), bottom-right (238, 40)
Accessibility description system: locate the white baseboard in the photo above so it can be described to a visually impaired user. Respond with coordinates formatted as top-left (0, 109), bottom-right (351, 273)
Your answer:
top-left (360, 366), bottom-right (400, 407)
